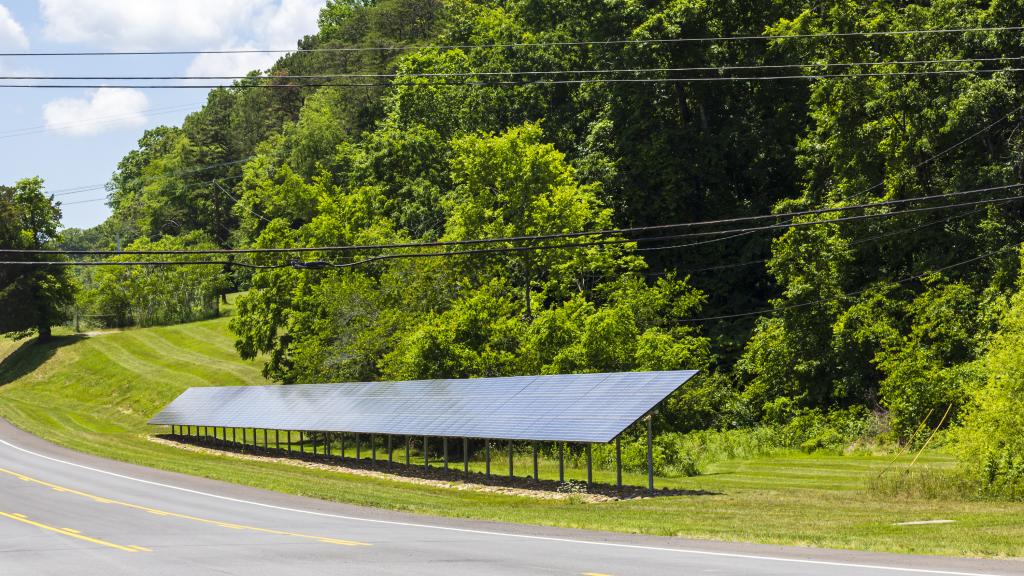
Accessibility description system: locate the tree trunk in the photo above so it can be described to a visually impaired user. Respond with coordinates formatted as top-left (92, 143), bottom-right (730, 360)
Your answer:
top-left (37, 323), bottom-right (52, 343)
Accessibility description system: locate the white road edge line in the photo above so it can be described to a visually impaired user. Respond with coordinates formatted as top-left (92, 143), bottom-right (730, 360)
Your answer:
top-left (0, 438), bottom-right (1004, 576)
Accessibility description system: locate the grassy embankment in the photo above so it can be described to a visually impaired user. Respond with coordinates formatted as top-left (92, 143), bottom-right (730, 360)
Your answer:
top-left (1, 304), bottom-right (1023, 558)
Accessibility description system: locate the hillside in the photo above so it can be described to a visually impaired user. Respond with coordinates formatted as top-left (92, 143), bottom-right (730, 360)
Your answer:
top-left (2, 311), bottom-right (1024, 556)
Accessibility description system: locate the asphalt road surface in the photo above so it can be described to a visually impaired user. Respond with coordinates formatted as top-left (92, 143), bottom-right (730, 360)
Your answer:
top-left (0, 419), bottom-right (1021, 576)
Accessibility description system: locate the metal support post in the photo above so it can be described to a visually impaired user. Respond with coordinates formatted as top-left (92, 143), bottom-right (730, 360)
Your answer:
top-left (423, 436), bottom-right (429, 470)
top-left (372, 434), bottom-right (377, 462)
top-left (252, 428), bottom-right (257, 451)
top-left (558, 442), bottom-right (564, 482)
top-left (275, 429), bottom-right (280, 451)
top-left (262, 429), bottom-right (268, 450)
top-left (463, 438), bottom-right (469, 476)
top-left (387, 435), bottom-right (393, 470)
top-left (508, 440), bottom-right (514, 479)
top-left (485, 440), bottom-right (490, 478)
top-left (356, 434), bottom-right (361, 460)
top-left (287, 430), bottom-right (292, 452)
top-left (405, 436), bottom-right (411, 466)
top-left (443, 437), bottom-right (449, 471)
top-left (616, 436), bottom-right (622, 490)
top-left (341, 433), bottom-right (346, 460)
top-left (533, 442), bottom-right (538, 481)
top-left (586, 443), bottom-right (593, 486)
top-left (647, 415), bottom-right (654, 493)
top-left (232, 427), bottom-right (236, 445)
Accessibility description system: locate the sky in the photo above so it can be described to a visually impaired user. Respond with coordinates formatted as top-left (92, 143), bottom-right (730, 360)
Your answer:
top-left (0, 0), bottom-right (327, 230)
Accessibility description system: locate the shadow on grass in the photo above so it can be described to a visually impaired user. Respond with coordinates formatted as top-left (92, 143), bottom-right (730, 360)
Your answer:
top-left (0, 335), bottom-right (86, 387)
top-left (157, 433), bottom-right (720, 500)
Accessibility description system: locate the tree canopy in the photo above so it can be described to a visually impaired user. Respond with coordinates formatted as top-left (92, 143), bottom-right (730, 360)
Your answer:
top-left (0, 178), bottom-right (76, 341)
top-left (51, 0), bottom-right (1024, 465)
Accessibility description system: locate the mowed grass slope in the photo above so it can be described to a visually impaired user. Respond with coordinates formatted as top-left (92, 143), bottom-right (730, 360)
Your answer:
top-left (1, 313), bottom-right (1024, 558)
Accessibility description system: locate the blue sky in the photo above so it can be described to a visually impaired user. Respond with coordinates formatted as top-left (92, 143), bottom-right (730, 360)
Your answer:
top-left (0, 0), bottom-right (325, 230)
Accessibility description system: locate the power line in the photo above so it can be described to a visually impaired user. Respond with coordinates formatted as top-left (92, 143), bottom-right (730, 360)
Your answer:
top-left (2, 25), bottom-right (1021, 57)
top-left (15, 182), bottom-right (1022, 256)
top-left (215, 181), bottom-right (273, 224)
top-left (7, 56), bottom-right (1024, 82)
top-left (61, 196), bottom-right (111, 206)
top-left (5, 67), bottom-right (1024, 89)
top-left (8, 192), bottom-right (1022, 269)
top-left (51, 185), bottom-right (107, 197)
top-left (0, 102), bottom-right (202, 140)
top-left (290, 194), bottom-right (1024, 270)
top-left (679, 99), bottom-right (1024, 264)
top-left (0, 259), bottom-right (278, 269)
top-left (650, 200), bottom-right (1003, 276)
top-left (676, 240), bottom-right (1022, 323)
top-left (11, 196), bottom-right (1020, 274)
top-left (57, 174), bottom-right (246, 206)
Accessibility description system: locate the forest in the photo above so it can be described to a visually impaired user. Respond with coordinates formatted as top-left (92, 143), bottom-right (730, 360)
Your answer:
top-left (5, 0), bottom-right (1024, 496)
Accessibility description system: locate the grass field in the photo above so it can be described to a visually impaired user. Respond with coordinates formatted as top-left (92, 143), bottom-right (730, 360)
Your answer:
top-left (1, 305), bottom-right (1023, 558)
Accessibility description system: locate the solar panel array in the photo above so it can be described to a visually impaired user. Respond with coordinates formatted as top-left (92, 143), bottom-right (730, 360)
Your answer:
top-left (148, 370), bottom-right (699, 442)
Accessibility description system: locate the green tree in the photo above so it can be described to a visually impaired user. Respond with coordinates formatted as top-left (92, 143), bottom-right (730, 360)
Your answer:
top-left (0, 178), bottom-right (76, 341)
top-left (83, 232), bottom-right (228, 328)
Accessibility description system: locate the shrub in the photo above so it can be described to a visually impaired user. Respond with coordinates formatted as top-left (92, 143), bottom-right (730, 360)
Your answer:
top-left (954, 288), bottom-right (1024, 499)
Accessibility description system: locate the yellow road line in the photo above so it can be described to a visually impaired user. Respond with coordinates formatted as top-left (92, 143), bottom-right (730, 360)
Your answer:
top-left (0, 511), bottom-right (146, 553)
top-left (0, 466), bottom-right (370, 548)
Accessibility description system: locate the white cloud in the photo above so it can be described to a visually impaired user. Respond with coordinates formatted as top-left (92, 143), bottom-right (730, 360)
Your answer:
top-left (40, 0), bottom-right (261, 50)
top-left (186, 0), bottom-right (325, 79)
top-left (43, 88), bottom-right (150, 137)
top-left (40, 0), bottom-right (325, 77)
top-left (0, 3), bottom-right (28, 51)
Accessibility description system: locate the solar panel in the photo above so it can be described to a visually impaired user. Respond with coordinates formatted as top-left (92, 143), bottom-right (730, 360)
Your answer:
top-left (148, 370), bottom-right (699, 443)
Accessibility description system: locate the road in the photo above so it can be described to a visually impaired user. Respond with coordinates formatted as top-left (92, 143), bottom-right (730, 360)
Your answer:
top-left (0, 419), bottom-right (1020, 576)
